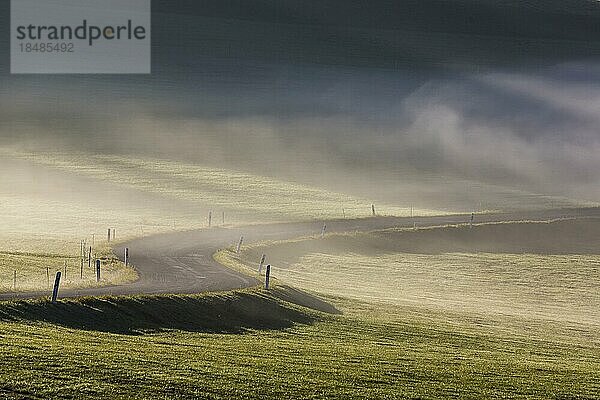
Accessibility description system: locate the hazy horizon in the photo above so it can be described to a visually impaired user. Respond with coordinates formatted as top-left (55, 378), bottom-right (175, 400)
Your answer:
top-left (2, 0), bottom-right (600, 211)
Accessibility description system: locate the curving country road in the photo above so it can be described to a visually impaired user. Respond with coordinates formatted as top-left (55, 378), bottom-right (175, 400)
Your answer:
top-left (2, 207), bottom-right (599, 301)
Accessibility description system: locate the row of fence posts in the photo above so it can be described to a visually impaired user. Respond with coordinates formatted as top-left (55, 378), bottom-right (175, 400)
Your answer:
top-left (203, 204), bottom-right (476, 232)
top-left (49, 229), bottom-right (129, 302)
top-left (48, 235), bottom-right (126, 302)
top-left (205, 205), bottom-right (423, 226)
top-left (233, 233), bottom-right (270, 290)
top-left (45, 259), bottom-right (104, 303)
top-left (206, 211), bottom-right (226, 228)
top-left (204, 205), bottom-right (398, 227)
top-left (237, 216), bottom-right (340, 290)
top-left (334, 205), bottom-right (476, 229)
top-left (6, 228), bottom-right (128, 301)
top-left (18, 208), bottom-right (479, 301)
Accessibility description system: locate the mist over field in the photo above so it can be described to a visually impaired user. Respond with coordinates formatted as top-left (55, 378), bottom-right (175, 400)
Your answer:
top-left (1, 2), bottom-right (600, 398)
top-left (1, 1), bottom-right (600, 213)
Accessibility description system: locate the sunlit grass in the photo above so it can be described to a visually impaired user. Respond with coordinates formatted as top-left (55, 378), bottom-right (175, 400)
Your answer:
top-left (1, 148), bottom-right (439, 221)
top-left (226, 219), bottom-right (600, 327)
top-left (0, 220), bottom-right (598, 398)
top-left (0, 287), bottom-right (598, 399)
top-left (0, 148), bottom-right (443, 256)
top-left (0, 246), bottom-right (137, 293)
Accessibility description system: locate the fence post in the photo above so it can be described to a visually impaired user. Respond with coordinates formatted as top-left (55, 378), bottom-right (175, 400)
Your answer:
top-left (13, 270), bottom-right (16, 291)
top-left (125, 247), bottom-right (129, 266)
top-left (321, 223), bottom-right (327, 238)
top-left (222, 211), bottom-right (225, 225)
top-left (470, 212), bottom-right (474, 229)
top-left (265, 264), bottom-right (271, 290)
top-left (88, 246), bottom-right (92, 269)
top-left (108, 228), bottom-right (111, 242)
top-left (236, 236), bottom-right (244, 253)
top-left (208, 211), bottom-right (212, 227)
top-left (96, 260), bottom-right (101, 282)
top-left (47, 267), bottom-right (50, 289)
top-left (259, 254), bottom-right (266, 274)
top-left (372, 204), bottom-right (376, 216)
top-left (64, 261), bottom-right (67, 280)
top-left (51, 271), bottom-right (61, 303)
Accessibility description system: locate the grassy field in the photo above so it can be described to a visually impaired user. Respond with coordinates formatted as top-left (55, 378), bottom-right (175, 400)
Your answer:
top-left (0, 245), bottom-right (137, 293)
top-left (0, 220), bottom-right (598, 398)
top-left (0, 147), bottom-right (592, 292)
top-left (0, 148), bottom-right (436, 292)
top-left (225, 219), bottom-right (600, 323)
top-left (0, 148), bottom-right (598, 398)
top-left (212, 218), bottom-right (599, 397)
top-left (0, 147), bottom-right (593, 255)
top-left (0, 286), bottom-right (598, 399)
top-left (0, 149), bottom-right (431, 238)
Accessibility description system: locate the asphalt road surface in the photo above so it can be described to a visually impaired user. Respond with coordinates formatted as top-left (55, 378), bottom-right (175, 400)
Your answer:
top-left (2, 207), bottom-right (598, 301)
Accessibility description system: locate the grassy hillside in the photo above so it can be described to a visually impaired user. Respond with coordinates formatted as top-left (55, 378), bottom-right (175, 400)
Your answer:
top-left (226, 219), bottom-right (600, 325)
top-left (0, 286), bottom-right (598, 399)
top-left (0, 149), bottom-right (429, 239)
top-left (0, 148), bottom-right (437, 292)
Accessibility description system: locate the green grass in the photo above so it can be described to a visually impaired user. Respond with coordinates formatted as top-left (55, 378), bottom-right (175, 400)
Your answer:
top-left (0, 287), bottom-right (598, 399)
top-left (0, 200), bottom-right (598, 397)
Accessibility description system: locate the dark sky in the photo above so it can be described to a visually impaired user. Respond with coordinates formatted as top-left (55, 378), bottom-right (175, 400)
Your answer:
top-left (2, 1), bottom-right (600, 81)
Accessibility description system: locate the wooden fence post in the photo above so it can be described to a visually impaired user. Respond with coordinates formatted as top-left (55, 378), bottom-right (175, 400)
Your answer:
top-left (47, 267), bottom-right (50, 289)
top-left (372, 204), bottom-right (376, 216)
top-left (236, 236), bottom-right (244, 253)
top-left (258, 254), bottom-right (266, 273)
top-left (321, 223), bottom-right (327, 238)
top-left (208, 211), bottom-right (212, 227)
top-left (108, 228), bottom-right (111, 242)
top-left (51, 271), bottom-right (61, 303)
top-left (96, 260), bottom-right (101, 282)
top-left (125, 248), bottom-right (129, 266)
top-left (265, 265), bottom-right (271, 290)
top-left (13, 270), bottom-right (16, 291)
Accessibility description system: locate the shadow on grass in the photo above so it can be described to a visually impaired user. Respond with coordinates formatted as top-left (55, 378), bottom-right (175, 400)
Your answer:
top-left (273, 285), bottom-right (341, 315)
top-left (0, 286), bottom-right (339, 335)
